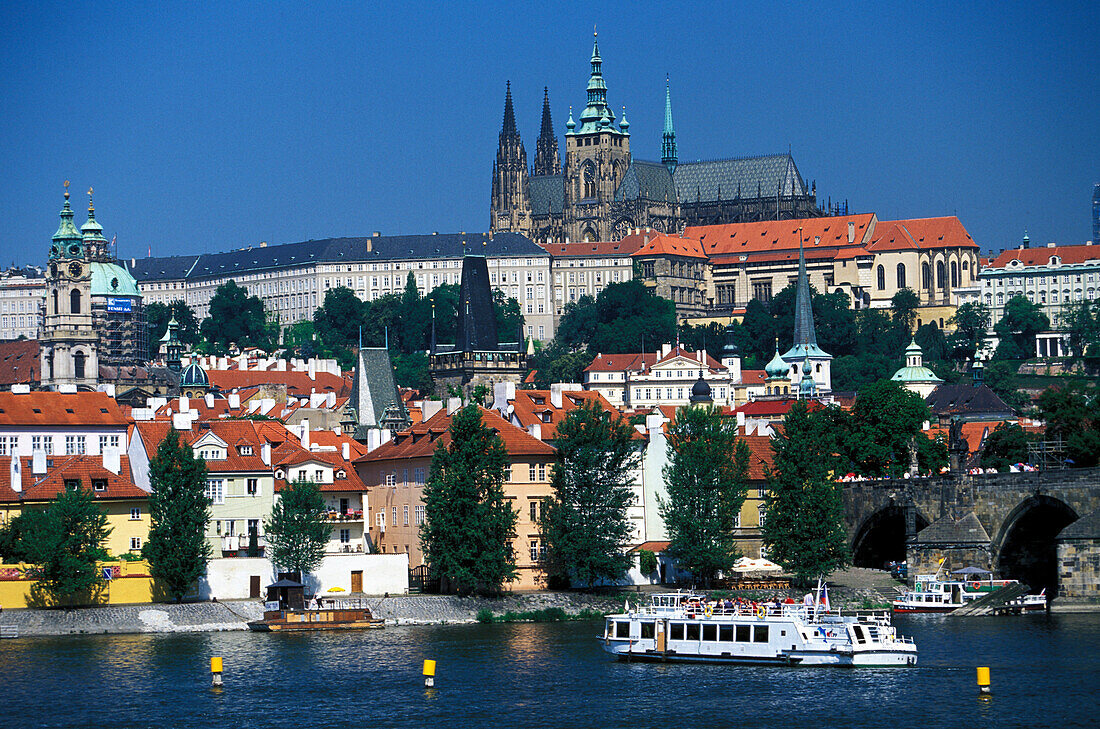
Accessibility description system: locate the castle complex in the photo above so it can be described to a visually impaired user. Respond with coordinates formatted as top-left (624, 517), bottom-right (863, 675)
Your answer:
top-left (489, 34), bottom-right (834, 245)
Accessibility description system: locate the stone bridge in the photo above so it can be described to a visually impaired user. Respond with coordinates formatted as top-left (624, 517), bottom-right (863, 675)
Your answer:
top-left (842, 468), bottom-right (1100, 603)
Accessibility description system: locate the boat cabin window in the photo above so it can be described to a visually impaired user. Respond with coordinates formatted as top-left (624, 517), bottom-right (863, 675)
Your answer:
top-left (685, 623), bottom-right (700, 641)
top-left (852, 625), bottom-right (866, 644)
top-left (670, 623), bottom-right (685, 640)
top-left (735, 625), bottom-right (751, 642)
top-left (640, 622), bottom-right (655, 639)
top-left (719, 625), bottom-right (734, 642)
top-left (615, 621), bottom-right (630, 639)
top-left (753, 626), bottom-right (769, 643)
top-left (702, 624), bottom-right (718, 641)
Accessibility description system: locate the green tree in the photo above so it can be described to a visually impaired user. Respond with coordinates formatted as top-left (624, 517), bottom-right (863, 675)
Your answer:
top-left (392, 351), bottom-right (432, 392)
top-left (914, 322), bottom-right (949, 364)
top-left (314, 286), bottom-right (366, 353)
top-left (556, 295), bottom-right (598, 350)
top-left (830, 353), bottom-right (899, 392)
top-left (1037, 384), bottom-right (1100, 467)
top-left (740, 298), bottom-right (779, 361)
top-left (659, 405), bottom-right (750, 586)
top-left (994, 294), bottom-right (1049, 360)
top-left (142, 429), bottom-right (212, 602)
top-left (146, 300), bottom-right (200, 358)
top-left (948, 302), bottom-right (991, 364)
top-left (843, 381), bottom-right (932, 478)
top-left (678, 322), bottom-right (727, 363)
top-left (1061, 297), bottom-right (1100, 359)
top-left (769, 284), bottom-right (857, 357)
top-left (638, 549), bottom-right (658, 580)
top-left (200, 280), bottom-right (274, 351)
top-left (762, 401), bottom-right (849, 585)
top-left (493, 290), bottom-right (525, 344)
top-left (854, 308), bottom-right (906, 359)
top-left (540, 401), bottom-right (640, 588)
top-left (590, 280), bottom-right (676, 354)
top-left (980, 422), bottom-right (1032, 472)
top-left (528, 340), bottom-right (592, 389)
top-left (21, 485), bottom-right (112, 605)
top-left (0, 509), bottom-right (48, 562)
top-left (427, 283), bottom-right (461, 347)
top-left (399, 272), bottom-right (432, 352)
top-left (891, 288), bottom-right (920, 334)
top-left (420, 405), bottom-right (518, 594)
top-left (265, 480), bottom-right (330, 577)
top-left (983, 359), bottom-right (1029, 412)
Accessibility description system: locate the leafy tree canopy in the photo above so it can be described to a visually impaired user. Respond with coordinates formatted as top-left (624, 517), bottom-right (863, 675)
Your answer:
top-left (1037, 383), bottom-right (1100, 467)
top-left (146, 300), bottom-right (200, 358)
top-left (20, 485), bottom-right (112, 606)
top-left (200, 280), bottom-right (275, 351)
top-left (994, 294), bottom-right (1050, 360)
top-left (948, 302), bottom-right (991, 364)
top-left (843, 381), bottom-right (932, 478)
top-left (980, 422), bottom-right (1032, 472)
top-left (265, 480), bottom-right (330, 576)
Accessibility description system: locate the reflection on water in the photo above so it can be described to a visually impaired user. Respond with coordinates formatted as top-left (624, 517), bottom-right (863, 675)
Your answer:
top-left (3, 614), bottom-right (1098, 728)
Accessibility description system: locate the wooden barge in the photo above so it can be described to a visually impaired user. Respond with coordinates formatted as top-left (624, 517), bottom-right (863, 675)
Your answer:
top-left (247, 578), bottom-right (385, 632)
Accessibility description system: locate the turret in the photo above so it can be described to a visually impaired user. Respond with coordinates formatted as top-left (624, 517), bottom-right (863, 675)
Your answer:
top-left (533, 87), bottom-right (561, 176)
top-left (662, 76), bottom-right (677, 173)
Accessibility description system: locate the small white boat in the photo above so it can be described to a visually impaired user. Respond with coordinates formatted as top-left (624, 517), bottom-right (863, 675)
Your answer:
top-left (892, 568), bottom-right (1046, 614)
top-left (600, 584), bottom-right (917, 667)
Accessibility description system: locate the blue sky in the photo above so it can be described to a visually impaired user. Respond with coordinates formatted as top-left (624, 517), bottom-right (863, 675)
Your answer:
top-left (0, 2), bottom-right (1097, 265)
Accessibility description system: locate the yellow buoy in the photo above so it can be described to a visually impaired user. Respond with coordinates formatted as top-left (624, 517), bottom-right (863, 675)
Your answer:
top-left (423, 659), bottom-right (436, 688)
top-left (976, 666), bottom-right (991, 694)
top-left (211, 656), bottom-right (224, 686)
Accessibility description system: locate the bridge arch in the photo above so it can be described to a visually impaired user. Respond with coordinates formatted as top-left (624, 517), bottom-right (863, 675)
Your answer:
top-left (852, 504), bottom-right (930, 569)
top-left (993, 494), bottom-right (1079, 597)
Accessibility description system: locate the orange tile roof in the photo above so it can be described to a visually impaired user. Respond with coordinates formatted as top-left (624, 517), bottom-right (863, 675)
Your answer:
top-left (986, 243), bottom-right (1100, 268)
top-left (0, 455), bottom-right (146, 502)
top-left (742, 370), bottom-right (767, 384)
top-left (629, 540), bottom-right (671, 553)
top-left (584, 352), bottom-right (657, 373)
top-left (206, 369), bottom-right (352, 398)
top-left (0, 391), bottom-right (129, 427)
top-left (509, 389), bottom-right (637, 440)
top-left (687, 214), bottom-right (876, 258)
top-left (0, 340), bottom-right (40, 387)
top-left (741, 433), bottom-right (775, 480)
top-left (357, 406), bottom-right (556, 464)
top-left (275, 447), bottom-right (367, 493)
top-left (132, 419), bottom-right (295, 473)
top-left (539, 237), bottom-right (644, 257)
top-left (867, 217), bottom-right (978, 253)
top-left (631, 234), bottom-right (707, 260)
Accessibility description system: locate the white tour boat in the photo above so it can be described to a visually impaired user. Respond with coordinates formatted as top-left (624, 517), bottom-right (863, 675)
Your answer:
top-left (600, 586), bottom-right (917, 667)
top-left (892, 567), bottom-right (1046, 614)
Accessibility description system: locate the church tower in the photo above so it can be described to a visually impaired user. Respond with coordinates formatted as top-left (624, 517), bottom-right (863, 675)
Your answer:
top-left (661, 77), bottom-right (677, 174)
top-left (41, 182), bottom-right (98, 389)
top-left (781, 227), bottom-right (831, 394)
top-left (563, 32), bottom-right (631, 242)
top-left (532, 87), bottom-right (561, 176)
top-left (489, 81), bottom-right (532, 234)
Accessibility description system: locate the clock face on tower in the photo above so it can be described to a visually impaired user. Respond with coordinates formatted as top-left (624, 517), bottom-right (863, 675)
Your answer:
top-left (68, 262), bottom-right (82, 278)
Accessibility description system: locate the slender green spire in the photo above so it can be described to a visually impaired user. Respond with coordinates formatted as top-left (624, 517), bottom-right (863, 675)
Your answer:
top-left (51, 180), bottom-right (82, 260)
top-left (662, 75), bottom-right (677, 172)
top-left (573, 29), bottom-right (622, 135)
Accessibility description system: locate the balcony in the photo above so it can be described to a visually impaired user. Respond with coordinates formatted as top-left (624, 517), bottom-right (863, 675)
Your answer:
top-left (325, 510), bottom-right (363, 522)
top-left (220, 534), bottom-right (266, 555)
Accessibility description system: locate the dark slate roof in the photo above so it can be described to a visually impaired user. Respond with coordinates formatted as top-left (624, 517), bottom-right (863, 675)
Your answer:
top-left (126, 232), bottom-right (546, 282)
top-left (530, 175), bottom-right (565, 216)
top-left (1058, 509), bottom-right (1100, 540)
top-left (915, 512), bottom-right (991, 544)
top-left (348, 348), bottom-right (409, 429)
top-left (672, 153), bottom-right (808, 203)
top-left (615, 160), bottom-right (677, 203)
top-left (925, 385), bottom-right (1016, 418)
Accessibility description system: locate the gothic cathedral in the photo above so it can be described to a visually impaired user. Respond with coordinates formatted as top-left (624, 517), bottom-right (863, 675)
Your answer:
top-left (489, 34), bottom-right (834, 245)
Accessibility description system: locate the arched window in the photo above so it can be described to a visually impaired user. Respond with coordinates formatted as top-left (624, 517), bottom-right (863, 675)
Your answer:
top-left (922, 263), bottom-right (932, 290)
top-left (897, 263), bottom-right (906, 289)
top-left (52, 289), bottom-right (58, 315)
top-left (876, 265), bottom-right (885, 291)
top-left (583, 163), bottom-right (596, 199)
top-left (73, 351), bottom-right (86, 379)
top-left (950, 261), bottom-right (958, 287)
top-left (70, 289), bottom-right (81, 314)
top-left (936, 261), bottom-right (945, 289)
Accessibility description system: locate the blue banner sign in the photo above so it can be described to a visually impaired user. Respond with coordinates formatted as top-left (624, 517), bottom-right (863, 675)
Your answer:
top-left (107, 297), bottom-right (132, 313)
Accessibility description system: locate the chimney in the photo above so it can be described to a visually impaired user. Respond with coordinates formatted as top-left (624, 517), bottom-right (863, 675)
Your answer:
top-left (661, 343), bottom-right (671, 358)
top-left (276, 359), bottom-right (286, 371)
top-left (308, 359), bottom-right (317, 379)
top-left (847, 221), bottom-right (855, 243)
top-left (421, 400), bottom-right (443, 421)
top-left (172, 412), bottom-right (193, 431)
top-left (228, 392), bottom-right (241, 409)
top-left (736, 411), bottom-right (746, 427)
top-left (300, 420), bottom-right (311, 449)
top-left (528, 423), bottom-right (542, 440)
top-left (11, 384), bottom-right (30, 395)
top-left (9, 456), bottom-right (22, 494)
top-left (326, 392), bottom-right (336, 407)
top-left (204, 392), bottom-right (215, 409)
top-left (32, 449), bottom-right (47, 476)
top-left (102, 447), bottom-right (120, 475)
top-left (446, 397), bottom-right (462, 415)
top-left (178, 395), bottom-right (189, 412)
top-left (342, 442), bottom-right (350, 460)
top-left (550, 384), bottom-right (563, 409)
top-left (697, 349), bottom-right (705, 365)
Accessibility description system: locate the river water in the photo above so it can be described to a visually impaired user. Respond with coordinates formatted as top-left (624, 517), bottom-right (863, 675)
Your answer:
top-left (2, 613), bottom-right (1097, 728)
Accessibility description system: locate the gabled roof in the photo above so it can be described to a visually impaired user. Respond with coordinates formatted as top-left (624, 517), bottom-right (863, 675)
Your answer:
top-left (673, 154), bottom-right (808, 203)
top-left (132, 420), bottom-right (294, 473)
top-left (687, 214), bottom-right (876, 259)
top-left (925, 385), bottom-right (1015, 418)
top-left (356, 407), bottom-right (556, 464)
top-left (0, 340), bottom-right (40, 387)
top-left (0, 455), bottom-right (145, 502)
top-left (530, 175), bottom-right (565, 216)
top-left (585, 352), bottom-right (657, 373)
top-left (615, 160), bottom-right (676, 203)
top-left (631, 234), bottom-right (707, 260)
top-left (867, 217), bottom-right (978, 253)
top-left (0, 391), bottom-right (128, 427)
top-left (347, 348), bottom-right (408, 430)
top-left (986, 243), bottom-right (1100, 269)
top-left (508, 389), bottom-right (635, 441)
top-left (653, 345), bottom-right (723, 370)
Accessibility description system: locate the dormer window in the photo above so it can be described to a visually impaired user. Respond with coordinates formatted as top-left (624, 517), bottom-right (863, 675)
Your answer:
top-left (336, 469), bottom-right (346, 479)
top-left (541, 412), bottom-right (552, 423)
top-left (238, 445), bottom-right (253, 456)
top-left (92, 479), bottom-right (107, 492)
top-left (274, 469), bottom-right (285, 479)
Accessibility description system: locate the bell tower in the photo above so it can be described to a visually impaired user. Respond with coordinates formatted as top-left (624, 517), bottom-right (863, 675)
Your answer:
top-left (41, 182), bottom-right (98, 389)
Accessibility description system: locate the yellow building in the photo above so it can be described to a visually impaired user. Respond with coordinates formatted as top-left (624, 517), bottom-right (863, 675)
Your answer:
top-left (0, 454), bottom-right (150, 558)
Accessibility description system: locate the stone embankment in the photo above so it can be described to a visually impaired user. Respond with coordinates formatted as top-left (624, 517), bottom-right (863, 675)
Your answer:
top-left (0, 569), bottom-right (905, 637)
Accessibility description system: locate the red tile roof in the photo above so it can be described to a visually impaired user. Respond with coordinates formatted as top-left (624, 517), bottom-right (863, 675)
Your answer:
top-left (0, 455), bottom-right (146, 502)
top-left (867, 217), bottom-right (978, 253)
top-left (687, 214), bottom-right (875, 258)
top-left (742, 370), bottom-right (767, 385)
top-left (584, 352), bottom-right (657, 373)
top-left (629, 541), bottom-right (671, 553)
top-left (631, 234), bottom-right (707, 259)
top-left (509, 389), bottom-right (637, 440)
top-left (986, 243), bottom-right (1100, 269)
top-left (0, 391), bottom-right (128, 427)
top-left (206, 369), bottom-right (351, 398)
top-left (741, 433), bottom-right (775, 480)
top-left (539, 237), bottom-right (644, 257)
top-left (132, 419), bottom-right (295, 473)
top-left (357, 406), bottom-right (556, 464)
top-left (0, 340), bottom-right (40, 387)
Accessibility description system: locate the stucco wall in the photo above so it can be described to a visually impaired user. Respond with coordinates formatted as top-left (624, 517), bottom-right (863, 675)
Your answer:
top-left (198, 553), bottom-right (409, 600)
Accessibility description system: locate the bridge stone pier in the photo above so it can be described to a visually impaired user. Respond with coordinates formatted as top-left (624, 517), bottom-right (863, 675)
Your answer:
top-left (843, 468), bottom-right (1100, 605)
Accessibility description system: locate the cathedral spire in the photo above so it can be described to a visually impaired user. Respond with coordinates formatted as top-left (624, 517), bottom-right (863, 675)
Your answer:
top-left (792, 226), bottom-right (817, 349)
top-left (489, 81), bottom-right (531, 233)
top-left (501, 80), bottom-right (518, 138)
top-left (662, 75), bottom-right (677, 173)
top-left (576, 29), bottom-right (618, 133)
top-left (533, 86), bottom-right (561, 176)
top-left (81, 186), bottom-right (108, 261)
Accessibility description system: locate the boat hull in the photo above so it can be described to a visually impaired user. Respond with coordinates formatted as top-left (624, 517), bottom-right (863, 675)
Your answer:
top-left (248, 607), bottom-right (385, 632)
top-left (600, 642), bottom-right (916, 667)
top-left (892, 602), bottom-right (1045, 614)
top-left (248, 619), bottom-right (384, 632)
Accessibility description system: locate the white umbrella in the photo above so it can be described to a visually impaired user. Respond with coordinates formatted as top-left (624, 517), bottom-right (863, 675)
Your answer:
top-left (731, 557), bottom-right (782, 574)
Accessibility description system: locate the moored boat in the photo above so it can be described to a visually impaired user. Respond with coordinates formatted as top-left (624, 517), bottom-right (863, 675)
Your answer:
top-left (246, 578), bottom-right (385, 632)
top-left (891, 567), bottom-right (1046, 614)
top-left (600, 585), bottom-right (917, 667)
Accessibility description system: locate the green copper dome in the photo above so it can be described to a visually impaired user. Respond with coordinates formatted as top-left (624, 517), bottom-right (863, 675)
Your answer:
top-left (765, 346), bottom-right (789, 378)
top-left (180, 362), bottom-right (209, 387)
top-left (51, 188), bottom-right (82, 259)
top-left (90, 262), bottom-right (141, 297)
